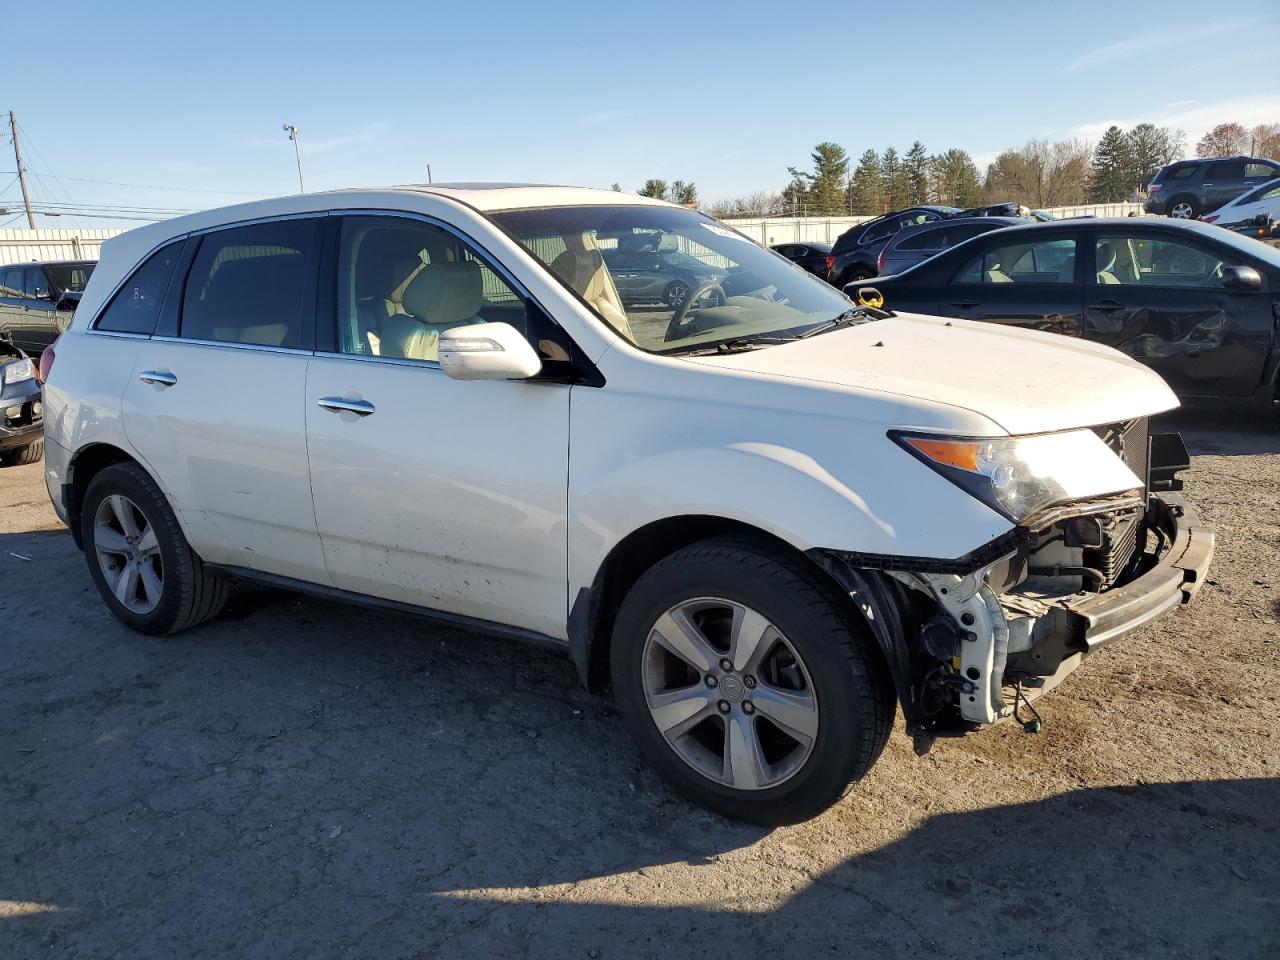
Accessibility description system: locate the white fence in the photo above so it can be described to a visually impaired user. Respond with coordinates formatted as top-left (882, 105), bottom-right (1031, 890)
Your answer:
top-left (0, 228), bottom-right (124, 265)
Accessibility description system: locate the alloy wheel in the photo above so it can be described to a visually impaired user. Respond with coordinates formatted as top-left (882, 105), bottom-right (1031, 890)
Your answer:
top-left (641, 597), bottom-right (819, 790)
top-left (666, 283), bottom-right (688, 306)
top-left (1170, 201), bottom-right (1195, 219)
top-left (94, 494), bottom-right (164, 614)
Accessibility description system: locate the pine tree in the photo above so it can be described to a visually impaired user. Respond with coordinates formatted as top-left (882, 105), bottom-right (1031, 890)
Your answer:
top-left (930, 149), bottom-right (982, 207)
top-left (1125, 124), bottom-right (1181, 193)
top-left (881, 147), bottom-right (909, 211)
top-left (847, 150), bottom-right (884, 215)
top-left (904, 141), bottom-right (930, 205)
top-left (670, 180), bottom-right (698, 206)
top-left (638, 179), bottom-right (668, 200)
top-left (1089, 127), bottom-right (1132, 202)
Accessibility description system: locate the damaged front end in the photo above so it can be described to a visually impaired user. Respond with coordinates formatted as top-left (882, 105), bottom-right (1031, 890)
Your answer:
top-left (813, 419), bottom-right (1214, 746)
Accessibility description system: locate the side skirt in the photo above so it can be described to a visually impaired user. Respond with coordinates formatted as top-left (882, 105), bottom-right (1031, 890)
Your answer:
top-left (206, 564), bottom-right (570, 654)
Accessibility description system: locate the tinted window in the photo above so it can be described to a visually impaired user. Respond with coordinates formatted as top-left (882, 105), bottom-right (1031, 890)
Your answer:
top-left (95, 242), bottom-right (185, 335)
top-left (1095, 234), bottom-right (1227, 289)
top-left (1, 266), bottom-right (25, 298)
top-left (335, 216), bottom-right (529, 363)
top-left (182, 221), bottom-right (317, 348)
top-left (1208, 161), bottom-right (1245, 180)
top-left (896, 229), bottom-right (945, 251)
top-left (955, 238), bottom-right (1077, 284)
top-left (1164, 165), bottom-right (1198, 181)
top-left (1245, 162), bottom-right (1279, 180)
top-left (45, 263), bottom-right (93, 294)
top-left (861, 219), bottom-right (899, 244)
top-left (25, 267), bottom-right (50, 299)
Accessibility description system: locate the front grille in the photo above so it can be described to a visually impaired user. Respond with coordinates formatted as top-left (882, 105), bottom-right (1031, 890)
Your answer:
top-left (1087, 417), bottom-right (1150, 586)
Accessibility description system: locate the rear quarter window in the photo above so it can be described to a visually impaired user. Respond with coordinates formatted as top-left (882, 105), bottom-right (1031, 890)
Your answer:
top-left (94, 241), bottom-right (185, 335)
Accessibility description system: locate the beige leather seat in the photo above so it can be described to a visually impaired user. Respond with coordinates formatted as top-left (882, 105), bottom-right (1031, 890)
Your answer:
top-left (381, 261), bottom-right (484, 361)
top-left (985, 265), bottom-right (1013, 283)
top-left (1096, 241), bottom-right (1121, 285)
top-left (548, 233), bottom-right (635, 342)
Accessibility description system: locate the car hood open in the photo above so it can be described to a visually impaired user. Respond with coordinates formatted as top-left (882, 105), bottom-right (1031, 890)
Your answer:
top-left (685, 312), bottom-right (1179, 435)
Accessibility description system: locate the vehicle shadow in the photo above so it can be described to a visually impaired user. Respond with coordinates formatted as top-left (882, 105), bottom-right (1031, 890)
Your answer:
top-left (1156, 405), bottom-right (1280, 456)
top-left (3, 527), bottom-right (1276, 958)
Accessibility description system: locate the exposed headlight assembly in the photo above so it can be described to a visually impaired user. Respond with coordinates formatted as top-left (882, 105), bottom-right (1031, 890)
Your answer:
top-left (894, 429), bottom-right (1143, 525)
top-left (1, 358), bottom-right (35, 386)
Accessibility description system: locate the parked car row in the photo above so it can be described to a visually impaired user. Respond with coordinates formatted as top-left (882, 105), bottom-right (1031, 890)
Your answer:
top-left (848, 217), bottom-right (1280, 403)
top-left (1144, 156), bottom-right (1280, 220)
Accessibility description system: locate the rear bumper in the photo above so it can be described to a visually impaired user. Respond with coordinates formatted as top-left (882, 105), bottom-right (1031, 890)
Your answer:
top-left (1143, 197), bottom-right (1167, 214)
top-left (1058, 493), bottom-right (1212, 651)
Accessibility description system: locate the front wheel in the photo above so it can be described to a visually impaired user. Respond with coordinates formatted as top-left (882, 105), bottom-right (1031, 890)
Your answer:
top-left (81, 462), bottom-right (229, 635)
top-left (0, 439), bottom-right (43, 466)
top-left (610, 537), bottom-right (893, 824)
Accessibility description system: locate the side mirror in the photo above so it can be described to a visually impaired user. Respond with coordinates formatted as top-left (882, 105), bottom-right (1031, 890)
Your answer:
top-left (438, 322), bottom-right (542, 381)
top-left (1252, 213), bottom-right (1271, 226)
top-left (1222, 265), bottom-right (1262, 292)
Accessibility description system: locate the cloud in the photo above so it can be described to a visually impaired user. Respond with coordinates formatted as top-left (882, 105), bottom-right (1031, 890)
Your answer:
top-left (1061, 20), bottom-right (1265, 73)
top-left (1070, 93), bottom-right (1280, 148)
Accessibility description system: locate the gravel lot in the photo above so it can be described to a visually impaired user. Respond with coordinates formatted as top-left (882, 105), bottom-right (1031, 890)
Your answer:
top-left (2, 408), bottom-right (1277, 959)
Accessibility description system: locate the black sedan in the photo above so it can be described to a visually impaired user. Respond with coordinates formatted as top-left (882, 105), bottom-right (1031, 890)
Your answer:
top-left (771, 241), bottom-right (833, 281)
top-left (853, 218), bottom-right (1280, 401)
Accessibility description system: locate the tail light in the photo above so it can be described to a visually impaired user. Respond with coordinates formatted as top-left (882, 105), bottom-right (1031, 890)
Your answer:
top-left (1201, 215), bottom-right (1218, 223)
top-left (37, 344), bottom-right (55, 385)
top-left (824, 255), bottom-right (835, 274)
top-left (877, 249), bottom-right (886, 273)
top-left (1148, 183), bottom-right (1162, 193)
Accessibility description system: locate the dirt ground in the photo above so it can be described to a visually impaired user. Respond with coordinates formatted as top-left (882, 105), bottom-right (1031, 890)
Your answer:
top-left (1, 408), bottom-right (1277, 959)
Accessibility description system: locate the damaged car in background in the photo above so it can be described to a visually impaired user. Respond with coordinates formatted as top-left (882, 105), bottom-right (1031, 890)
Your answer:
top-left (41, 185), bottom-right (1212, 824)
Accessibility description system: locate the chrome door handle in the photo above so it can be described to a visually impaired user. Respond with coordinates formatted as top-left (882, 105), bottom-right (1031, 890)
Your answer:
top-left (138, 370), bottom-right (177, 386)
top-left (317, 396), bottom-right (375, 416)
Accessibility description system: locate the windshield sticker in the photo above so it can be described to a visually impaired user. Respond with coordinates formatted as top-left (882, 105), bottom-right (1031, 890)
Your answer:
top-left (700, 222), bottom-right (751, 243)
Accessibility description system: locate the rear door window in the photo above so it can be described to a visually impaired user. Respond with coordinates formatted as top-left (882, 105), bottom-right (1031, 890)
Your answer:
top-left (1208, 161), bottom-right (1245, 180)
top-left (95, 241), bottom-right (186, 335)
top-left (1245, 162), bottom-right (1279, 180)
top-left (181, 220), bottom-right (319, 349)
top-left (954, 238), bottom-right (1077, 284)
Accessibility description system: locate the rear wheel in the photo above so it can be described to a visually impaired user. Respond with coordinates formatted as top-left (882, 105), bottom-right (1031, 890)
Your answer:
top-left (611, 537), bottom-right (894, 824)
top-left (838, 266), bottom-right (875, 288)
top-left (1168, 196), bottom-right (1199, 219)
top-left (0, 439), bottom-right (42, 466)
top-left (663, 281), bottom-right (690, 307)
top-left (81, 462), bottom-right (229, 635)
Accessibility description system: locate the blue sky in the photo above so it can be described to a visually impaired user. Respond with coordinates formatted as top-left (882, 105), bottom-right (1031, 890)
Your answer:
top-left (3, 0), bottom-right (1278, 227)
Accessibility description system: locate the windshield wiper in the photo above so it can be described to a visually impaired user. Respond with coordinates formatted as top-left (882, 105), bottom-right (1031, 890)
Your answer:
top-left (797, 308), bottom-right (869, 339)
top-left (673, 335), bottom-right (799, 357)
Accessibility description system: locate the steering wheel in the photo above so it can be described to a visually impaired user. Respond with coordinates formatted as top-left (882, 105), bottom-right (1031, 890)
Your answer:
top-left (664, 280), bottom-right (727, 342)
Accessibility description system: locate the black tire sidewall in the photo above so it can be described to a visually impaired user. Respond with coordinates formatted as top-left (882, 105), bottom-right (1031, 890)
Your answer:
top-left (81, 463), bottom-right (191, 635)
top-left (611, 543), bottom-right (881, 824)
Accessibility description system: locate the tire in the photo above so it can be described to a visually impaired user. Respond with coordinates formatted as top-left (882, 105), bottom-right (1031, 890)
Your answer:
top-left (1167, 196), bottom-right (1199, 219)
top-left (837, 267), bottom-right (875, 289)
top-left (0, 439), bottom-right (42, 466)
top-left (610, 536), bottom-right (894, 825)
top-left (80, 462), bottom-right (228, 636)
top-left (663, 281), bottom-right (690, 307)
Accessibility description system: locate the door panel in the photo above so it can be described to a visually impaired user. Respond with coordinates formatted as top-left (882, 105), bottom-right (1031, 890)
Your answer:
top-left (122, 341), bottom-right (326, 579)
top-left (1086, 232), bottom-right (1272, 396)
top-left (305, 357), bottom-right (570, 638)
top-left (943, 235), bottom-right (1085, 335)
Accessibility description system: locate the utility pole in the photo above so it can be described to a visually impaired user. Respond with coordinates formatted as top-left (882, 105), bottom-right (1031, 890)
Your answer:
top-left (8, 112), bottom-right (36, 228)
top-left (282, 123), bottom-right (305, 193)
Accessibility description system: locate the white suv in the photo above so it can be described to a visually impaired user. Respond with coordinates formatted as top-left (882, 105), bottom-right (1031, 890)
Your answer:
top-left (41, 185), bottom-right (1213, 823)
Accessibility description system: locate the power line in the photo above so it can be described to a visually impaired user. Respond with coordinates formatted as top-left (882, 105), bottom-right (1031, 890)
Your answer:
top-left (34, 173), bottom-right (260, 196)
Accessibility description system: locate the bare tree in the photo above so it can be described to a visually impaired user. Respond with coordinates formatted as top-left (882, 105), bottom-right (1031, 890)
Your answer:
top-left (983, 139), bottom-right (1091, 208)
top-left (1250, 123), bottom-right (1280, 160)
top-left (1196, 123), bottom-right (1248, 158)
top-left (704, 191), bottom-right (785, 219)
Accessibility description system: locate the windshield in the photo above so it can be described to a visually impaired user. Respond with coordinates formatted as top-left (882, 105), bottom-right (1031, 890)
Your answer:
top-left (489, 205), bottom-right (858, 354)
top-left (45, 263), bottom-right (94, 294)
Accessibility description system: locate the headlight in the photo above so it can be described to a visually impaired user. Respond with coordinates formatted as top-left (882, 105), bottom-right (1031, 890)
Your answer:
top-left (2, 358), bottom-right (35, 386)
top-left (894, 429), bottom-right (1142, 523)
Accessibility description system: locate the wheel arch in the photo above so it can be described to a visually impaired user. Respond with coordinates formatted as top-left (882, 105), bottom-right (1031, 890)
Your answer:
top-left (566, 514), bottom-right (899, 705)
top-left (65, 443), bottom-right (153, 549)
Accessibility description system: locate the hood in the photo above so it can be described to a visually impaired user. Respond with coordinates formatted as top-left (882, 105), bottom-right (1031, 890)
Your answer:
top-left (686, 312), bottom-right (1178, 435)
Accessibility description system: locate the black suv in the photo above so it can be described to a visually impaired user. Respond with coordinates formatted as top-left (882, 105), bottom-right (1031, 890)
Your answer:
top-left (0, 260), bottom-right (95, 354)
top-left (1144, 157), bottom-right (1280, 220)
top-left (828, 205), bottom-right (958, 286)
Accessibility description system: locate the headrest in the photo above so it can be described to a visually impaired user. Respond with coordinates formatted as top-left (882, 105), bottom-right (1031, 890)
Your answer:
top-left (550, 248), bottom-right (602, 295)
top-left (401, 261), bottom-right (483, 326)
top-left (1096, 241), bottom-right (1117, 271)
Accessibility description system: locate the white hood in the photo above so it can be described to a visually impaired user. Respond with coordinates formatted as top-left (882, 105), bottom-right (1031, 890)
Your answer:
top-left (687, 312), bottom-right (1179, 435)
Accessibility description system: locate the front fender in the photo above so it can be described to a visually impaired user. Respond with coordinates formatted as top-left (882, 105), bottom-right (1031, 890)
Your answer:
top-left (568, 434), bottom-right (1011, 603)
